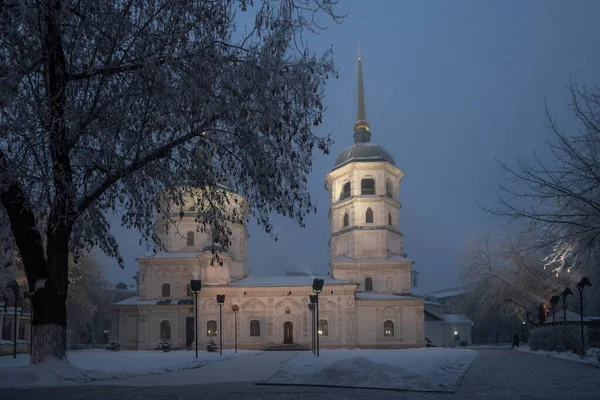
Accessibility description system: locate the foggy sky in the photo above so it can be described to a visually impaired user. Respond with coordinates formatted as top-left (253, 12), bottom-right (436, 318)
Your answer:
top-left (96, 0), bottom-right (600, 292)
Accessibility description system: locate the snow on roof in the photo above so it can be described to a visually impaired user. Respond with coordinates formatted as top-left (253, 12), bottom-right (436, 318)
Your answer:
top-left (430, 287), bottom-right (468, 299)
top-left (228, 275), bottom-right (354, 287)
top-left (425, 300), bottom-right (442, 306)
top-left (113, 296), bottom-right (194, 306)
top-left (355, 292), bottom-right (418, 301)
top-left (331, 254), bottom-right (412, 264)
top-left (442, 314), bottom-right (473, 324)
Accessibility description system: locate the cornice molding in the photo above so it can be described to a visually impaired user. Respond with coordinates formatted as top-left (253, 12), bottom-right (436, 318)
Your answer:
top-left (331, 195), bottom-right (401, 210)
top-left (331, 261), bottom-right (413, 270)
top-left (326, 162), bottom-right (404, 183)
top-left (355, 299), bottom-right (424, 306)
top-left (330, 225), bottom-right (404, 238)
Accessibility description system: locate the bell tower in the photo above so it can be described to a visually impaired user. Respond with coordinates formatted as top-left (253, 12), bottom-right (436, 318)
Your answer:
top-left (324, 57), bottom-right (414, 294)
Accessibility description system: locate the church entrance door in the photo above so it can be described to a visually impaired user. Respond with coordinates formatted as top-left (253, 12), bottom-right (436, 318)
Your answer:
top-left (283, 321), bottom-right (293, 344)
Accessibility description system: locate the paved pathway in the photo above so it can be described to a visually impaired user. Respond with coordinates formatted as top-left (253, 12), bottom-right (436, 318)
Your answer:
top-left (4, 349), bottom-right (600, 399)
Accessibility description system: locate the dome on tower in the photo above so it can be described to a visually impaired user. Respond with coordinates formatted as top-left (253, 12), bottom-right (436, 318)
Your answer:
top-left (333, 56), bottom-right (395, 170)
top-left (334, 142), bottom-right (396, 169)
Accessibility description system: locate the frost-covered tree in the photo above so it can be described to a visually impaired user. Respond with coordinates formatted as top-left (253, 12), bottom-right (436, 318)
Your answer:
top-left (490, 83), bottom-right (600, 275)
top-left (460, 233), bottom-right (571, 319)
top-left (0, 0), bottom-right (341, 363)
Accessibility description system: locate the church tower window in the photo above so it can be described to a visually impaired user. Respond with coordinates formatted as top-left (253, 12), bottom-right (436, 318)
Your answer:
top-left (365, 208), bottom-right (374, 223)
top-left (186, 231), bottom-right (195, 247)
top-left (361, 178), bottom-right (375, 195)
top-left (365, 277), bottom-right (373, 291)
top-left (160, 320), bottom-right (171, 340)
top-left (250, 320), bottom-right (261, 337)
top-left (340, 182), bottom-right (351, 200)
top-left (384, 320), bottom-right (394, 337)
top-left (161, 283), bottom-right (171, 297)
top-left (207, 320), bottom-right (217, 336)
top-left (386, 180), bottom-right (394, 198)
top-left (343, 212), bottom-right (349, 227)
top-left (388, 212), bottom-right (392, 226)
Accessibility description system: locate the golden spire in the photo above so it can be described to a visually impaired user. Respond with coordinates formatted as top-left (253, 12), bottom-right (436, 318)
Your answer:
top-left (353, 56), bottom-right (371, 142)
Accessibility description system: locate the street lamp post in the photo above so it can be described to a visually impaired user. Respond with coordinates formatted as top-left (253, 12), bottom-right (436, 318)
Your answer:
top-left (7, 280), bottom-right (19, 359)
top-left (308, 302), bottom-right (316, 355)
top-left (576, 277), bottom-right (592, 357)
top-left (521, 321), bottom-right (526, 346)
top-left (231, 304), bottom-right (239, 354)
top-left (549, 295), bottom-right (560, 324)
top-left (190, 280), bottom-right (202, 359)
top-left (216, 294), bottom-right (225, 356)
top-left (560, 288), bottom-right (573, 324)
top-left (312, 279), bottom-right (324, 358)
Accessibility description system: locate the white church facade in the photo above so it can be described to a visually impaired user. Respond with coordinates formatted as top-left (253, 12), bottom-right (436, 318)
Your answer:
top-left (112, 58), bottom-right (427, 350)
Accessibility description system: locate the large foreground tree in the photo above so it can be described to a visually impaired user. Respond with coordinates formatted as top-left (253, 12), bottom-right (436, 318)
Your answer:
top-left (0, 0), bottom-right (340, 363)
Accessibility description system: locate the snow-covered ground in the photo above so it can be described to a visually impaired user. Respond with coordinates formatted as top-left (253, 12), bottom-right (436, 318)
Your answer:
top-left (263, 348), bottom-right (478, 391)
top-left (0, 349), bottom-right (260, 388)
top-left (516, 346), bottom-right (600, 367)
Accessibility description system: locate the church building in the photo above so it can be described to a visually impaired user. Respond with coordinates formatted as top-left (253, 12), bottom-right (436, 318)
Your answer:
top-left (112, 58), bottom-right (426, 350)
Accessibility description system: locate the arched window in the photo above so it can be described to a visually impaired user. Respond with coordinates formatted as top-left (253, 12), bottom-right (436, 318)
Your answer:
top-left (361, 178), bottom-right (375, 195)
top-left (318, 319), bottom-right (328, 336)
top-left (207, 320), bottom-right (217, 336)
top-left (365, 277), bottom-right (373, 291)
top-left (388, 212), bottom-right (392, 226)
top-left (160, 320), bottom-right (171, 340)
top-left (343, 212), bottom-right (349, 227)
top-left (365, 208), bottom-right (374, 223)
top-left (340, 182), bottom-right (351, 200)
top-left (250, 320), bottom-right (261, 337)
top-left (384, 320), bottom-right (394, 337)
top-left (386, 180), bottom-right (394, 198)
top-left (186, 231), bottom-right (195, 247)
top-left (161, 283), bottom-right (171, 297)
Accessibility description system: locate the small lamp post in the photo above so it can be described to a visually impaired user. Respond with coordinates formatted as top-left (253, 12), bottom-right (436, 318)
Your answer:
top-left (231, 304), bottom-right (239, 354)
top-left (549, 295), bottom-right (560, 324)
top-left (576, 277), bottom-right (592, 357)
top-left (216, 294), bottom-right (225, 356)
top-left (312, 279), bottom-right (324, 358)
top-left (521, 321), bottom-right (526, 345)
top-left (190, 280), bottom-right (202, 358)
top-left (308, 303), bottom-right (315, 354)
top-left (560, 288), bottom-right (573, 324)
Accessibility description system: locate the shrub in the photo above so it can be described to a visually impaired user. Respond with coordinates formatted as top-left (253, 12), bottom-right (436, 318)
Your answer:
top-left (105, 338), bottom-right (122, 352)
top-left (155, 338), bottom-right (172, 352)
top-left (529, 325), bottom-right (582, 354)
top-left (205, 338), bottom-right (218, 352)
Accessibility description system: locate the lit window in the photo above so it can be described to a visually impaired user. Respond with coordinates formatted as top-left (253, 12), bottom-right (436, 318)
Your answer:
top-left (207, 320), bottom-right (217, 336)
top-left (384, 320), bottom-right (394, 337)
top-left (318, 319), bottom-right (328, 336)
